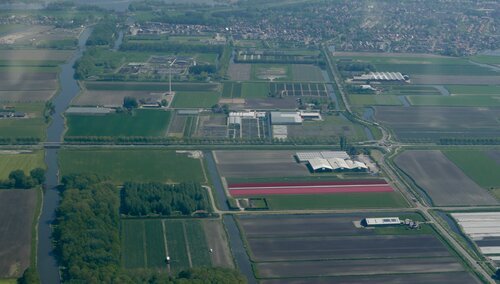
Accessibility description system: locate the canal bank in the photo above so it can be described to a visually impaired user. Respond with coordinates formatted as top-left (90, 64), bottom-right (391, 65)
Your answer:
top-left (37, 27), bottom-right (91, 284)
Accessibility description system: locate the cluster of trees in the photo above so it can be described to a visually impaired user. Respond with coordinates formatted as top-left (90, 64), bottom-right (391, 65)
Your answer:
top-left (123, 96), bottom-right (139, 110)
top-left (86, 17), bottom-right (119, 46)
top-left (54, 174), bottom-right (121, 282)
top-left (337, 61), bottom-right (375, 72)
top-left (121, 182), bottom-right (210, 216)
top-left (0, 168), bottom-right (45, 189)
top-left (54, 174), bottom-right (244, 282)
top-left (189, 64), bottom-right (216, 75)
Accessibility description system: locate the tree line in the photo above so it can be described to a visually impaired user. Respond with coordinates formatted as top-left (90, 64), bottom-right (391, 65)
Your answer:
top-left (0, 168), bottom-right (45, 189)
top-left (86, 16), bottom-right (120, 46)
top-left (121, 182), bottom-right (210, 216)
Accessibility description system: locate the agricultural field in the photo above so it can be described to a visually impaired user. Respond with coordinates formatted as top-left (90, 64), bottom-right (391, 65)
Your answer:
top-left (251, 64), bottom-right (292, 81)
top-left (237, 213), bottom-right (479, 283)
top-left (83, 81), bottom-right (220, 92)
top-left (373, 106), bottom-right (500, 142)
top-left (0, 150), bottom-right (45, 179)
top-left (349, 94), bottom-right (402, 106)
top-left (0, 71), bottom-right (57, 102)
top-left (0, 190), bottom-right (38, 278)
top-left (121, 219), bottom-right (233, 271)
top-left (65, 109), bottom-right (172, 137)
top-left (287, 114), bottom-right (368, 142)
top-left (227, 63), bottom-right (251, 81)
top-left (171, 92), bottom-right (220, 108)
top-left (214, 150), bottom-right (311, 179)
top-left (0, 103), bottom-right (46, 140)
top-left (443, 150), bottom-right (500, 190)
top-left (445, 85), bottom-right (500, 96)
top-left (270, 82), bottom-right (329, 97)
top-left (59, 149), bottom-right (206, 184)
top-left (407, 95), bottom-right (500, 107)
top-left (241, 82), bottom-right (270, 98)
top-left (73, 90), bottom-right (165, 106)
top-left (291, 64), bottom-right (325, 81)
top-left (395, 150), bottom-right (498, 206)
top-left (167, 112), bottom-right (200, 138)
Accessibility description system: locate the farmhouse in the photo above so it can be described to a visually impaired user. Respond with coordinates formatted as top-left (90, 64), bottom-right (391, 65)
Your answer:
top-left (362, 217), bottom-right (401, 227)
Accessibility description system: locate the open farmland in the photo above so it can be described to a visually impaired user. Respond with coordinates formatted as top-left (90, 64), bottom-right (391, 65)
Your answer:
top-left (0, 71), bottom-right (57, 102)
top-left (349, 94), bottom-right (402, 106)
top-left (395, 150), bottom-right (498, 206)
top-left (171, 92), bottom-right (220, 108)
top-left (0, 190), bottom-right (38, 278)
top-left (83, 81), bottom-right (219, 92)
top-left (445, 85), bottom-right (500, 96)
top-left (0, 103), bottom-right (46, 140)
top-left (121, 219), bottom-right (232, 271)
top-left (227, 63), bottom-right (251, 81)
top-left (251, 64), bottom-right (292, 81)
top-left (0, 50), bottom-right (72, 61)
top-left (65, 109), bottom-right (171, 137)
top-left (238, 213), bottom-right (479, 283)
top-left (373, 106), bottom-right (500, 142)
top-left (214, 150), bottom-right (310, 178)
top-left (407, 95), bottom-right (500, 107)
top-left (59, 149), bottom-right (206, 184)
top-left (73, 90), bottom-right (165, 106)
top-left (287, 115), bottom-right (367, 142)
top-left (0, 150), bottom-right (45, 179)
top-left (291, 64), bottom-right (325, 81)
top-left (444, 150), bottom-right (500, 189)
top-left (270, 82), bottom-right (329, 97)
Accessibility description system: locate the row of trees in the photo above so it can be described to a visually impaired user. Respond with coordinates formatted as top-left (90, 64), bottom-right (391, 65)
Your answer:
top-left (121, 182), bottom-right (210, 216)
top-left (0, 137), bottom-right (41, 145)
top-left (0, 168), bottom-right (45, 189)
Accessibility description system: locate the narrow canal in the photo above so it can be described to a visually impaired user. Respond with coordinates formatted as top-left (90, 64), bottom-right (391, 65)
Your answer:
top-left (37, 27), bottom-right (91, 284)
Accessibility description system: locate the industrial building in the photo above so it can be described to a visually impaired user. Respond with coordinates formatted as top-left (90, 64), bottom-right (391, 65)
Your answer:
top-left (353, 72), bottom-right (408, 82)
top-left (270, 111), bottom-right (322, 125)
top-left (362, 217), bottom-right (401, 227)
top-left (296, 151), bottom-right (368, 172)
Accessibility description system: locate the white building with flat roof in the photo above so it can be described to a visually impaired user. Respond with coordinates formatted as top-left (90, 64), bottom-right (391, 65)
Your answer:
top-left (363, 217), bottom-right (401, 226)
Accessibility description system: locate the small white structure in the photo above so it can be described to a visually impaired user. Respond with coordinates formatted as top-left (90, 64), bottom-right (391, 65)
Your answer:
top-left (363, 217), bottom-right (401, 227)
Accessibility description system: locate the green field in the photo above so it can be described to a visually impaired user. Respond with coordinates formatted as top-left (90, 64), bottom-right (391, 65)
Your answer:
top-left (349, 95), bottom-right (402, 106)
top-left (334, 55), bottom-right (498, 76)
top-left (260, 192), bottom-right (408, 210)
top-left (407, 95), bottom-right (500, 107)
top-left (241, 82), bottom-right (270, 98)
top-left (0, 151), bottom-right (45, 179)
top-left (172, 92), bottom-right (220, 108)
top-left (59, 149), bottom-right (206, 183)
top-left (122, 219), bottom-right (212, 271)
top-left (445, 85), bottom-right (500, 95)
top-left (65, 109), bottom-right (172, 137)
top-left (222, 82), bottom-right (242, 98)
top-left (251, 64), bottom-right (292, 81)
top-left (444, 150), bottom-right (500, 189)
top-left (381, 85), bottom-right (442, 96)
top-left (84, 82), bottom-right (219, 92)
top-left (0, 103), bottom-right (46, 140)
top-left (469, 55), bottom-right (500, 65)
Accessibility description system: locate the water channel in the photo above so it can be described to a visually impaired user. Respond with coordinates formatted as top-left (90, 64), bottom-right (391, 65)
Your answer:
top-left (37, 28), bottom-right (91, 284)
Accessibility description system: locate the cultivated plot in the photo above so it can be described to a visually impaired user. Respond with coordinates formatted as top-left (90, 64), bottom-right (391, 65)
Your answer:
top-left (238, 213), bottom-right (478, 283)
top-left (65, 109), bottom-right (172, 137)
top-left (59, 149), bottom-right (206, 184)
top-left (0, 150), bottom-right (45, 179)
top-left (214, 150), bottom-right (310, 178)
top-left (374, 106), bottom-right (500, 142)
top-left (121, 219), bottom-right (233, 271)
top-left (395, 150), bottom-right (498, 206)
top-left (227, 63), bottom-right (251, 81)
top-left (0, 190), bottom-right (37, 278)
